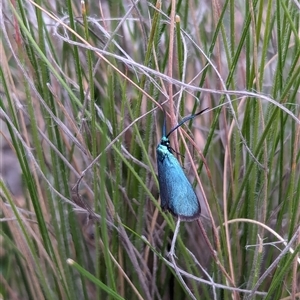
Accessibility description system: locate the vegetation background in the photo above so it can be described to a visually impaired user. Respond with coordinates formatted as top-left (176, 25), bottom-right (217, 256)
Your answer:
top-left (1, 0), bottom-right (299, 299)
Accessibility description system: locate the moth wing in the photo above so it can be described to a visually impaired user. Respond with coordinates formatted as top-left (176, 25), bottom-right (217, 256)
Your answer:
top-left (157, 149), bottom-right (200, 221)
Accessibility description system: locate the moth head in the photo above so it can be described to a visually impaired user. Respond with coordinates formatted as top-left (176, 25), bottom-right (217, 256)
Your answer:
top-left (160, 136), bottom-right (172, 152)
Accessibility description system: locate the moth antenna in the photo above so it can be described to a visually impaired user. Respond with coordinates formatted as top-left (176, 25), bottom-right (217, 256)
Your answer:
top-left (162, 108), bottom-right (167, 137)
top-left (166, 108), bottom-right (209, 138)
